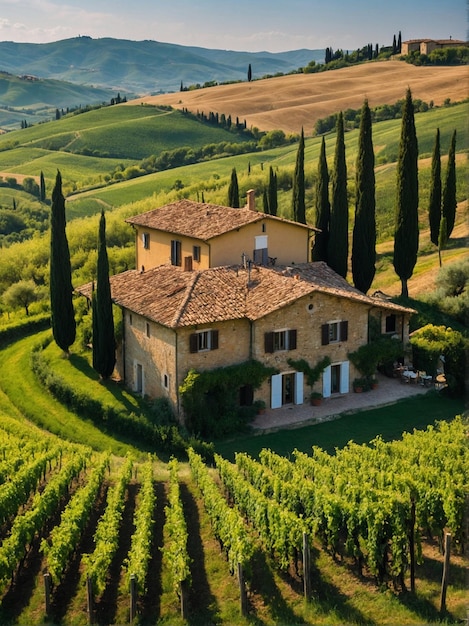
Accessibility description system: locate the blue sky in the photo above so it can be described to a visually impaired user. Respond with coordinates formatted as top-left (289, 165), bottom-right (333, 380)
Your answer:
top-left (1, 0), bottom-right (467, 51)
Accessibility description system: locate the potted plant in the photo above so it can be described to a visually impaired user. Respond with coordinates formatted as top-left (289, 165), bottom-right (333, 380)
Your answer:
top-left (353, 377), bottom-right (366, 393)
top-left (253, 399), bottom-right (266, 415)
top-left (310, 391), bottom-right (323, 406)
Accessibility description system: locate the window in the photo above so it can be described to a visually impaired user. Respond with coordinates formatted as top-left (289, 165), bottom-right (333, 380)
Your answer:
top-left (146, 322), bottom-right (150, 338)
top-left (385, 314), bottom-right (397, 333)
top-left (253, 234), bottom-right (268, 266)
top-left (171, 239), bottom-right (182, 266)
top-left (129, 313), bottom-right (133, 326)
top-left (163, 374), bottom-right (169, 389)
top-left (264, 329), bottom-right (297, 353)
top-left (189, 329), bottom-right (219, 353)
top-left (193, 245), bottom-right (201, 262)
top-left (321, 321), bottom-right (348, 345)
top-left (142, 232), bottom-right (150, 249)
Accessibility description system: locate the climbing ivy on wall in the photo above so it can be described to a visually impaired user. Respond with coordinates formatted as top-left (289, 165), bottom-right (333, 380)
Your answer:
top-left (179, 360), bottom-right (277, 438)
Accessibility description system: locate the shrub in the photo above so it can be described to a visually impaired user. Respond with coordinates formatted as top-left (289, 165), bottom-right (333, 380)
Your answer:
top-left (179, 360), bottom-right (276, 439)
top-left (410, 324), bottom-right (467, 396)
top-left (30, 344), bottom-right (213, 460)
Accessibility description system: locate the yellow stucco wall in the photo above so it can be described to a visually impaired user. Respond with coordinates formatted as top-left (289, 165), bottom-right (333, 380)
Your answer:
top-left (133, 218), bottom-right (311, 271)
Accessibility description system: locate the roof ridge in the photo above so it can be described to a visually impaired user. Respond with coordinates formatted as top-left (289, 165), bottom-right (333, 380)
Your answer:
top-left (171, 270), bottom-right (201, 327)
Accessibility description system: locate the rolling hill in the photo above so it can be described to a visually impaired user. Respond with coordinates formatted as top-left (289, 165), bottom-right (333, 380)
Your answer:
top-left (134, 60), bottom-right (469, 133)
top-left (0, 37), bottom-right (323, 95)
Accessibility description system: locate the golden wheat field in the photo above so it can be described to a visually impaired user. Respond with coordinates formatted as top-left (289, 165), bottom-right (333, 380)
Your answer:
top-left (127, 60), bottom-right (469, 134)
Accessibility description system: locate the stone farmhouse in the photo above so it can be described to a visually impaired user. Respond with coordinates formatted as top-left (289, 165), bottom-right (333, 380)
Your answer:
top-left (78, 191), bottom-right (415, 419)
top-left (401, 38), bottom-right (467, 55)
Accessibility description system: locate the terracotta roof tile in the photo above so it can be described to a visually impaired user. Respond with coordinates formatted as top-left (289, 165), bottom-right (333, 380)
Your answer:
top-left (125, 199), bottom-right (314, 240)
top-left (76, 262), bottom-right (415, 328)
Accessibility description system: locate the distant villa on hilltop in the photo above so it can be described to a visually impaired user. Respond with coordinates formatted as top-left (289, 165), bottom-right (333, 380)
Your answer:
top-left (401, 38), bottom-right (467, 55)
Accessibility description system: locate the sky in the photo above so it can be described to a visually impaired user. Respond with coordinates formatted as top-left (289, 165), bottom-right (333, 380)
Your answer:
top-left (0, 0), bottom-right (467, 52)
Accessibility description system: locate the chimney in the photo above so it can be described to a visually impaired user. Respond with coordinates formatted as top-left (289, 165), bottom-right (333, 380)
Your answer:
top-left (246, 189), bottom-right (256, 211)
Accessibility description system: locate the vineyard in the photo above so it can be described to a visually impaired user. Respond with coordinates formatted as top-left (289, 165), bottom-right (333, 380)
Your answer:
top-left (0, 410), bottom-right (467, 625)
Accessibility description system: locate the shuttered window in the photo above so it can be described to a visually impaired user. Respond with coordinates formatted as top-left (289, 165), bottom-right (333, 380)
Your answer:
top-left (189, 329), bottom-right (219, 353)
top-left (265, 329), bottom-right (297, 353)
top-left (321, 321), bottom-right (348, 345)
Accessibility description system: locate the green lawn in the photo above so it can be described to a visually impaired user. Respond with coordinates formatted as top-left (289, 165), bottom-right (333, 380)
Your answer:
top-left (214, 392), bottom-right (466, 460)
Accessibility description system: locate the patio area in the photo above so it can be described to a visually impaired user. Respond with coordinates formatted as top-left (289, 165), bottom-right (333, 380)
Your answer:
top-left (252, 372), bottom-right (437, 432)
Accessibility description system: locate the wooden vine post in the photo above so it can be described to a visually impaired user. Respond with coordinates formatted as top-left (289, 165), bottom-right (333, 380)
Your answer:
top-left (86, 575), bottom-right (94, 625)
top-left (409, 498), bottom-right (416, 592)
top-left (439, 532), bottom-right (451, 615)
top-left (180, 579), bottom-right (189, 619)
top-left (43, 572), bottom-right (51, 616)
top-left (238, 562), bottom-right (248, 616)
top-left (129, 574), bottom-right (137, 624)
top-left (303, 532), bottom-right (311, 599)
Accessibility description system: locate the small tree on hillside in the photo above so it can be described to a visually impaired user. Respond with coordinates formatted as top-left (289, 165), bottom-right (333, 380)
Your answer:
top-left (268, 166), bottom-right (278, 217)
top-left (40, 171), bottom-right (46, 202)
top-left (50, 170), bottom-right (76, 354)
top-left (92, 210), bottom-right (116, 379)
top-left (442, 129), bottom-right (457, 238)
top-left (3, 279), bottom-right (38, 316)
top-left (327, 112), bottom-right (348, 277)
top-left (312, 136), bottom-right (330, 261)
top-left (247, 63), bottom-right (252, 82)
top-left (428, 128), bottom-right (442, 246)
top-left (352, 99), bottom-right (376, 293)
top-left (228, 167), bottom-right (240, 208)
top-left (393, 88), bottom-right (419, 298)
top-left (292, 128), bottom-right (306, 223)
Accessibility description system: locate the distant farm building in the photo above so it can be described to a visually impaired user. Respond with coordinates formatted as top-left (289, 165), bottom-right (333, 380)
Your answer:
top-left (401, 38), bottom-right (467, 55)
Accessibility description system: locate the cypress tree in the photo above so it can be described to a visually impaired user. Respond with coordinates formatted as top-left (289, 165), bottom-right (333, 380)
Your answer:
top-left (352, 99), bottom-right (376, 293)
top-left (228, 167), bottom-right (240, 208)
top-left (428, 128), bottom-right (442, 246)
top-left (312, 136), bottom-right (330, 261)
top-left (50, 170), bottom-right (76, 353)
top-left (263, 188), bottom-right (269, 214)
top-left (393, 88), bottom-right (419, 298)
top-left (438, 216), bottom-right (447, 267)
top-left (40, 170), bottom-right (46, 202)
top-left (268, 166), bottom-right (278, 217)
top-left (442, 129), bottom-right (457, 238)
top-left (92, 210), bottom-right (116, 379)
top-left (292, 128), bottom-right (306, 223)
top-left (247, 63), bottom-right (252, 82)
top-left (327, 112), bottom-right (348, 277)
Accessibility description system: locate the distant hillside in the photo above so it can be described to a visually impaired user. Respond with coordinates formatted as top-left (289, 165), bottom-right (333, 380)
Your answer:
top-left (134, 60), bottom-right (469, 134)
top-left (0, 37), bottom-right (323, 95)
top-left (0, 72), bottom-right (118, 130)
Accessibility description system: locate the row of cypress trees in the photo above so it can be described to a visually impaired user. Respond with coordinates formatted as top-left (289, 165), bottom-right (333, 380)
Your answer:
top-left (291, 89), bottom-right (456, 297)
top-left (49, 171), bottom-right (115, 377)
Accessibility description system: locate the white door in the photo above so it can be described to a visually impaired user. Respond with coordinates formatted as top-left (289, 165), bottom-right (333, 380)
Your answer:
top-left (271, 374), bottom-right (282, 409)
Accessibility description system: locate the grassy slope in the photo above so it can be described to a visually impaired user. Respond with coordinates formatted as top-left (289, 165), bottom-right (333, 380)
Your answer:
top-left (134, 60), bottom-right (469, 133)
top-left (0, 105), bottom-right (253, 200)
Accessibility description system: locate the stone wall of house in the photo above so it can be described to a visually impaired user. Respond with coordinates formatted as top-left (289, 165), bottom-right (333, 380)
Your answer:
top-left (122, 309), bottom-right (178, 410)
top-left (175, 319), bottom-right (252, 386)
top-left (251, 292), bottom-right (370, 406)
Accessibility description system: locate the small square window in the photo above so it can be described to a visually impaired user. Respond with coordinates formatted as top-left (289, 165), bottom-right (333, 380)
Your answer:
top-left (385, 314), bottom-right (396, 333)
